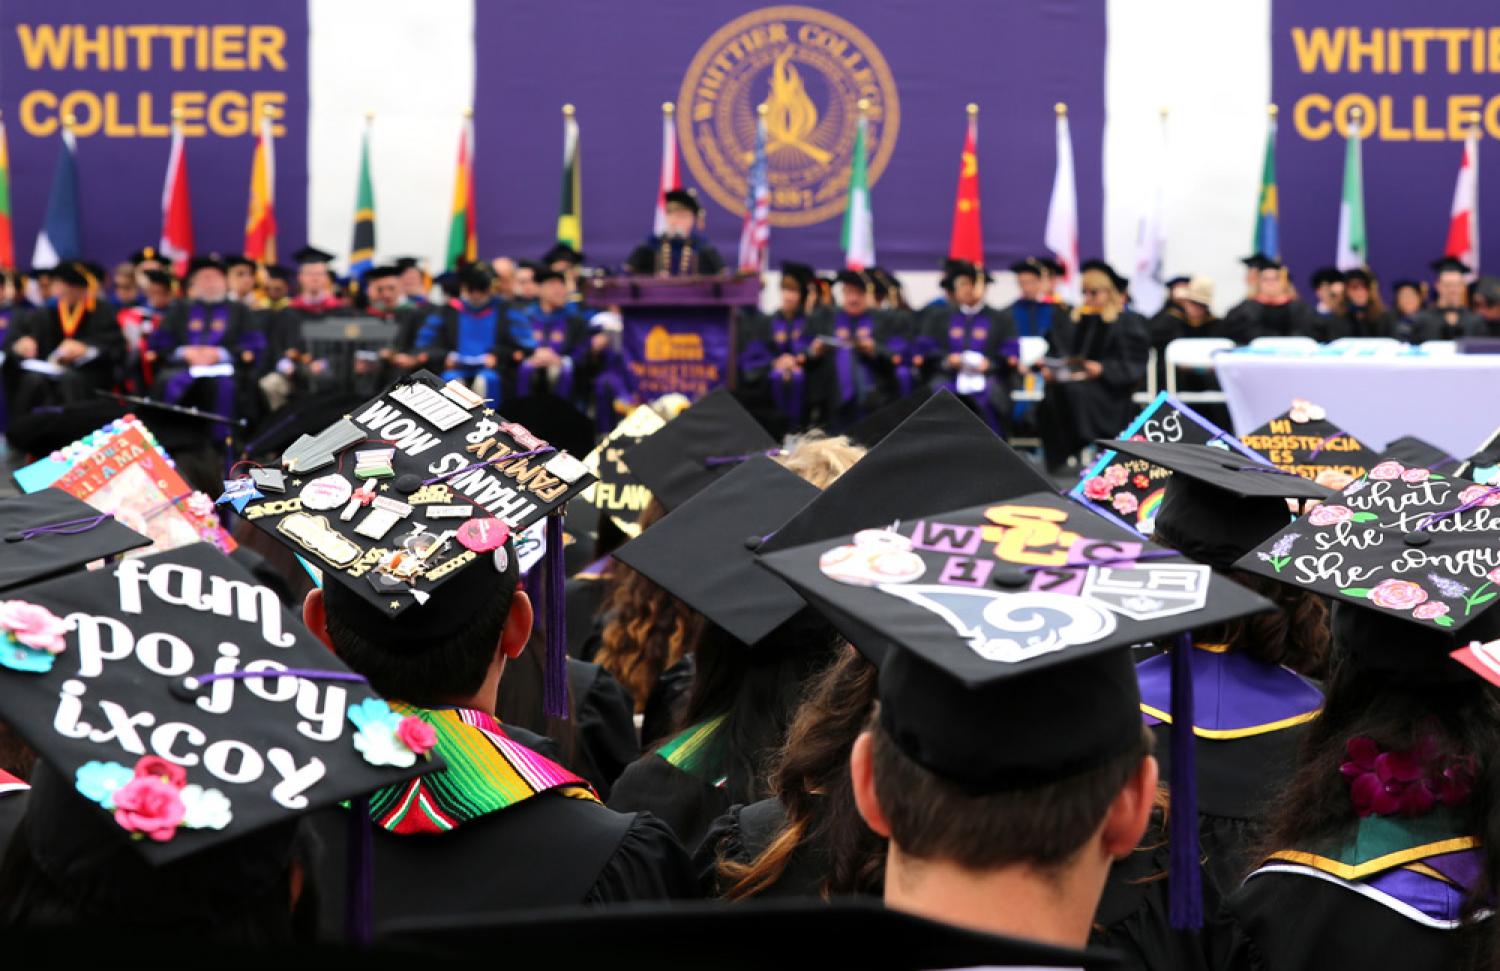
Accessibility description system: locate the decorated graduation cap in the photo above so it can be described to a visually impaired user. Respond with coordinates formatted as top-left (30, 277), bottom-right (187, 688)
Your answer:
top-left (621, 387), bottom-right (779, 512)
top-left (0, 542), bottom-right (433, 865)
top-left (1239, 398), bottom-right (1379, 488)
top-left (760, 490), bottom-right (1274, 930)
top-left (1098, 439), bottom-right (1330, 571)
top-left (1377, 435), bottom-right (1461, 476)
top-left (0, 489), bottom-right (151, 592)
top-left (227, 370), bottom-right (596, 715)
top-left (581, 403), bottom-right (666, 537)
top-left (614, 456), bottom-right (819, 646)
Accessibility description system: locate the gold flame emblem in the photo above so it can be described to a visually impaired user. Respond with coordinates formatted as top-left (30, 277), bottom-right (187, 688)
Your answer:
top-left (678, 6), bottom-right (900, 228)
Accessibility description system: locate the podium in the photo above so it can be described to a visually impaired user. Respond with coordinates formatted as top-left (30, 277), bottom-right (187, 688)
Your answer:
top-left (586, 274), bottom-right (761, 401)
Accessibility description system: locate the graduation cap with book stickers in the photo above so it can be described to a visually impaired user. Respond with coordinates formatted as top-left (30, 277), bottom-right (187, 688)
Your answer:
top-left (226, 370), bottom-right (596, 717)
top-left (758, 474), bottom-right (1277, 930)
top-left (1239, 398), bottom-right (1379, 489)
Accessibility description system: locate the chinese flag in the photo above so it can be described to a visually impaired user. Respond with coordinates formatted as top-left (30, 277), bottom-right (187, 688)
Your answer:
top-left (949, 107), bottom-right (983, 265)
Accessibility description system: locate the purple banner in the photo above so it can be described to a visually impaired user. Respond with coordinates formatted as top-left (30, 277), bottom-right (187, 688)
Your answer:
top-left (1271, 1), bottom-right (1500, 284)
top-left (475, 1), bottom-right (1105, 271)
top-left (620, 307), bottom-right (733, 400)
top-left (0, 0), bottom-right (308, 267)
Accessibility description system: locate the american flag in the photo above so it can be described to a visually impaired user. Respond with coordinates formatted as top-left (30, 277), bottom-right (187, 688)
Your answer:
top-left (738, 110), bottom-right (770, 273)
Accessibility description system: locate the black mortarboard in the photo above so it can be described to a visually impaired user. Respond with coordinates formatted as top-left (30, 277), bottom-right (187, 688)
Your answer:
top-left (185, 256), bottom-right (224, 279)
top-left (456, 265), bottom-right (491, 292)
top-left (533, 267), bottom-right (565, 286)
top-left (662, 189), bottom-right (700, 214)
top-left (1237, 467), bottom-right (1500, 669)
top-left (779, 261), bottom-right (814, 288)
top-left (1309, 266), bottom-right (1345, 288)
top-left (945, 260), bottom-right (991, 285)
top-left (1099, 440), bottom-right (1331, 571)
top-left (292, 246), bottom-right (337, 266)
top-left (52, 262), bottom-right (91, 288)
top-left (362, 265), bottom-right (401, 283)
top-left (382, 898), bottom-right (1126, 969)
top-left (621, 388), bottom-right (779, 512)
top-left (1240, 253), bottom-right (1282, 271)
top-left (222, 254), bottom-right (254, 271)
top-left (835, 269), bottom-right (870, 290)
top-left (1376, 435), bottom-right (1460, 475)
top-left (1392, 278), bottom-right (1423, 295)
top-left (1080, 259), bottom-right (1127, 291)
top-left (264, 264), bottom-right (292, 283)
top-left (229, 369), bottom-right (595, 623)
top-left (1430, 256), bottom-right (1471, 275)
top-left (1038, 256), bottom-right (1066, 276)
top-left (1164, 274), bottom-right (1192, 289)
top-left (141, 269), bottom-right (176, 289)
top-left (393, 257), bottom-right (424, 272)
top-left (760, 492), bottom-right (1274, 791)
top-left (615, 457), bottom-right (819, 645)
top-left (1009, 257), bottom-right (1045, 277)
top-left (582, 404), bottom-right (666, 536)
top-left (0, 489), bottom-right (151, 591)
top-left (541, 243), bottom-right (584, 267)
top-left (845, 386), bottom-right (936, 448)
top-left (1343, 266), bottom-right (1374, 286)
top-left (1240, 401), bottom-right (1379, 486)
top-left (1457, 425), bottom-right (1500, 484)
top-left (128, 247), bottom-right (162, 265)
top-left (0, 543), bottom-right (432, 864)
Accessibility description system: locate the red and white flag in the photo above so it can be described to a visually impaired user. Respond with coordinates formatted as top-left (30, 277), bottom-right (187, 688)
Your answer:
top-left (738, 109), bottom-right (771, 273)
top-left (1444, 130), bottom-right (1479, 276)
top-left (1044, 105), bottom-right (1079, 302)
top-left (159, 118), bottom-right (194, 276)
top-left (653, 103), bottom-right (682, 236)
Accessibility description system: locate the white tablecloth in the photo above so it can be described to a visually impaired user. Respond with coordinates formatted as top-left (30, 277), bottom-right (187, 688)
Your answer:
top-left (1215, 353), bottom-right (1500, 459)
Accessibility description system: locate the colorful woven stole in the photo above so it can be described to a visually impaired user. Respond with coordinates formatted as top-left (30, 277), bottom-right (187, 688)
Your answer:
top-left (368, 703), bottom-right (596, 835)
top-left (655, 714), bottom-right (729, 785)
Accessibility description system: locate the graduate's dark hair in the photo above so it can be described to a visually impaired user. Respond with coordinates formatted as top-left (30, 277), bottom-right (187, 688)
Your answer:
top-left (870, 714), bottom-right (1154, 871)
top-left (717, 646), bottom-right (885, 899)
top-left (1195, 569), bottom-right (1329, 679)
top-left (1260, 631), bottom-right (1500, 970)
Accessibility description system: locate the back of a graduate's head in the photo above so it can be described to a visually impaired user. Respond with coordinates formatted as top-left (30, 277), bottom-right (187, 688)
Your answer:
top-left (858, 713), bottom-right (1154, 873)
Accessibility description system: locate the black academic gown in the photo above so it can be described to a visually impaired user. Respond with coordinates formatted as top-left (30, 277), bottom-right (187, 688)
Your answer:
top-left (801, 307), bottom-right (909, 431)
top-left (1324, 305), bottom-right (1395, 340)
top-left (693, 798), bottom-right (842, 899)
top-left (1408, 306), bottom-right (1482, 344)
top-left (916, 304), bottom-right (1016, 432)
top-left (1221, 299), bottom-right (1321, 344)
top-left (625, 234), bottom-right (726, 276)
top-left (2, 302), bottom-right (124, 413)
top-left (565, 659), bottom-right (640, 801)
top-left (608, 716), bottom-right (730, 850)
top-left (1037, 309), bottom-right (1150, 467)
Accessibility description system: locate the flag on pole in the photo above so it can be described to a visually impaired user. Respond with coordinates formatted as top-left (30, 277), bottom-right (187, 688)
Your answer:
top-left (841, 103), bottom-right (875, 271)
top-left (1130, 109), bottom-right (1170, 315)
top-left (1043, 103), bottom-right (1078, 302)
top-left (1253, 106), bottom-right (1280, 260)
top-left (1335, 108), bottom-right (1367, 271)
top-left (949, 104), bottom-right (983, 265)
top-left (244, 109), bottom-right (277, 264)
top-left (159, 115), bottom-right (194, 277)
top-left (349, 115), bottom-right (377, 279)
top-left (0, 114), bottom-right (14, 270)
top-left (31, 123), bottom-right (80, 271)
top-left (445, 112), bottom-right (477, 270)
top-left (1445, 124), bottom-right (1480, 275)
top-left (738, 105), bottom-right (771, 274)
top-left (557, 105), bottom-right (582, 251)
top-left (654, 103), bottom-right (681, 237)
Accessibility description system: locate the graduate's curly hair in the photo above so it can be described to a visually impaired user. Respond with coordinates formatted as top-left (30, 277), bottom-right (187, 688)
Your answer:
top-left (1210, 569), bottom-right (1330, 679)
top-left (594, 498), bottom-right (707, 714)
top-left (716, 646), bottom-right (885, 900)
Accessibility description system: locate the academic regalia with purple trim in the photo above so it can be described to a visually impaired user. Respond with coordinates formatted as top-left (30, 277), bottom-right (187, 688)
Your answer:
top-left (511, 303), bottom-right (588, 405)
top-left (737, 310), bottom-right (813, 430)
top-left (625, 234), bottom-right (726, 277)
top-left (916, 303), bottom-right (1016, 435)
top-left (149, 299), bottom-right (262, 429)
top-left (802, 307), bottom-right (907, 431)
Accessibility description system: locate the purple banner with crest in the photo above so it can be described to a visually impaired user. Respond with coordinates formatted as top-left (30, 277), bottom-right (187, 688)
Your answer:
top-left (0, 0), bottom-right (308, 267)
top-left (475, 1), bottom-right (1106, 270)
top-left (619, 307), bottom-right (733, 401)
top-left (1271, 0), bottom-right (1500, 284)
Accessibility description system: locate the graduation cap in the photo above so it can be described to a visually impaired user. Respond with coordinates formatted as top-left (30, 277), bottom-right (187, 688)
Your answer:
top-left (52, 262), bottom-right (91, 289)
top-left (1098, 440), bottom-right (1332, 571)
top-left (779, 261), bottom-right (815, 289)
top-left (834, 269), bottom-right (870, 290)
top-left (1236, 466), bottom-right (1500, 676)
top-left (1456, 425), bottom-right (1500, 484)
top-left (1009, 257), bottom-right (1045, 277)
top-left (128, 247), bottom-right (162, 266)
top-left (292, 246), bottom-right (337, 266)
top-left (541, 243), bottom-right (585, 267)
top-left (1376, 435), bottom-right (1460, 475)
top-left (533, 267), bottom-right (565, 287)
top-left (362, 265), bottom-right (401, 283)
top-left (1392, 278), bottom-right (1425, 296)
top-left (393, 256), bottom-right (424, 272)
top-left (945, 260), bottom-right (991, 285)
top-left (582, 403), bottom-right (666, 536)
top-left (184, 256), bottom-right (225, 279)
top-left (264, 264), bottom-right (292, 283)
top-left (844, 386), bottom-right (936, 448)
top-left (1240, 400), bottom-right (1379, 487)
top-left (0, 489), bottom-right (151, 592)
top-left (614, 457), bottom-right (819, 646)
top-left (222, 254), bottom-right (254, 271)
top-left (1309, 266), bottom-right (1345, 288)
top-left (1080, 259), bottom-right (1127, 292)
top-left (1430, 256), bottom-right (1471, 276)
top-left (141, 268), bottom-right (176, 290)
top-left (0, 542), bottom-right (433, 865)
top-left (621, 388), bottom-right (779, 512)
top-left (1240, 253), bottom-right (1282, 271)
top-left (1342, 266), bottom-right (1375, 286)
top-left (662, 189), bottom-right (700, 214)
top-left (1038, 256), bottom-right (1066, 276)
top-left (1164, 274), bottom-right (1192, 289)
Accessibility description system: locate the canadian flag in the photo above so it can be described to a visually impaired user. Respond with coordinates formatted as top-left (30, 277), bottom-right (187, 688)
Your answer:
top-left (653, 103), bottom-right (681, 236)
top-left (1444, 131), bottom-right (1479, 276)
top-left (159, 118), bottom-right (194, 276)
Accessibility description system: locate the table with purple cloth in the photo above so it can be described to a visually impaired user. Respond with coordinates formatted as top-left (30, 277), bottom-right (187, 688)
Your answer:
top-left (1215, 351), bottom-right (1500, 459)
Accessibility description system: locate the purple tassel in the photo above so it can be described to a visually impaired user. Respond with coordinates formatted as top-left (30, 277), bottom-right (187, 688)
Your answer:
top-left (543, 512), bottom-right (569, 719)
top-left (1169, 632), bottom-right (1203, 930)
top-left (345, 795), bottom-right (374, 947)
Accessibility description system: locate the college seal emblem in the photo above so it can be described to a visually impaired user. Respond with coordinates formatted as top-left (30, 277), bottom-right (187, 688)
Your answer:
top-left (677, 6), bottom-right (899, 227)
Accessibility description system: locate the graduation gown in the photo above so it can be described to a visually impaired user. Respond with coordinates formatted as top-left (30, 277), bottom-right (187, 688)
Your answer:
top-left (608, 714), bottom-right (730, 849)
top-left (694, 797), bottom-right (846, 899)
top-left (1037, 309), bottom-right (1150, 466)
top-left (510, 304), bottom-right (594, 407)
top-left (737, 310), bottom-right (813, 430)
top-left (565, 658), bottom-right (641, 801)
top-left (1324, 306), bottom-right (1395, 340)
top-left (308, 703), bottom-right (697, 938)
top-left (149, 300), bottom-right (262, 422)
top-left (1408, 306), bottom-right (1482, 344)
top-left (801, 307), bottom-right (908, 431)
top-left (917, 304), bottom-right (1016, 434)
top-left (997, 298), bottom-right (1063, 340)
top-left (2, 301), bottom-right (125, 413)
top-left (625, 234), bottom-right (725, 276)
top-left (1222, 299), bottom-right (1321, 344)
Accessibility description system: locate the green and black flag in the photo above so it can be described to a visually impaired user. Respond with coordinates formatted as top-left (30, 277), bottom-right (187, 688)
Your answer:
top-left (349, 116), bottom-right (376, 281)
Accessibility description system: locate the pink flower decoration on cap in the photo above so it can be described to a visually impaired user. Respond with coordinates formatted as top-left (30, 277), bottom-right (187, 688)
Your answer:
top-left (1400, 468), bottom-right (1431, 484)
top-left (185, 492), bottom-right (216, 520)
top-left (1412, 602), bottom-right (1450, 620)
top-left (1367, 579), bottom-right (1427, 611)
top-left (1103, 465), bottom-right (1128, 487)
top-left (1368, 461), bottom-right (1405, 481)
top-left (134, 755), bottom-right (187, 788)
top-left (112, 774), bottom-right (187, 842)
top-left (396, 716), bottom-right (438, 758)
top-left (1111, 492), bottom-right (1139, 515)
top-left (1459, 485), bottom-right (1500, 508)
top-left (1083, 477), bottom-right (1112, 501)
top-left (1308, 505), bottom-right (1352, 527)
top-left (0, 601), bottom-right (73, 654)
top-left (1488, 567), bottom-right (1500, 585)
